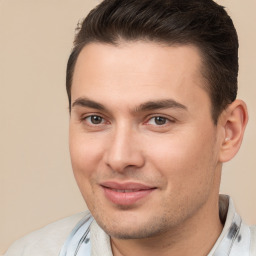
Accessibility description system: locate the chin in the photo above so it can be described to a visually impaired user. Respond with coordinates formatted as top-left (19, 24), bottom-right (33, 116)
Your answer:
top-left (95, 212), bottom-right (172, 240)
top-left (104, 227), bottom-right (163, 240)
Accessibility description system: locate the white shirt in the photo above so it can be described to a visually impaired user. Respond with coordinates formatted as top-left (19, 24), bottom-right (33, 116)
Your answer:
top-left (4, 195), bottom-right (256, 256)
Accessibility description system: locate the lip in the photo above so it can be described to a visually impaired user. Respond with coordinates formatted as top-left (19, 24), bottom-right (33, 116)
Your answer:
top-left (100, 181), bottom-right (156, 206)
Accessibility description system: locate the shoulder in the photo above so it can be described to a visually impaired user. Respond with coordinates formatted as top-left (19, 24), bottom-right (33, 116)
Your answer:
top-left (4, 211), bottom-right (90, 256)
top-left (250, 225), bottom-right (256, 255)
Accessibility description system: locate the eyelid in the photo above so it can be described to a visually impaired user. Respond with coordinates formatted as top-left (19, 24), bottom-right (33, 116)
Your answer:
top-left (81, 113), bottom-right (110, 126)
top-left (144, 114), bottom-right (176, 125)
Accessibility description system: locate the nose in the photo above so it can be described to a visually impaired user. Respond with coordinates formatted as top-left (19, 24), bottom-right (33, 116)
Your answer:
top-left (104, 125), bottom-right (145, 173)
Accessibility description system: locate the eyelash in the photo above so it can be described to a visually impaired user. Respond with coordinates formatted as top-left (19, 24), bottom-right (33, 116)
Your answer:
top-left (81, 115), bottom-right (109, 126)
top-left (145, 116), bottom-right (174, 126)
top-left (81, 114), bottom-right (175, 126)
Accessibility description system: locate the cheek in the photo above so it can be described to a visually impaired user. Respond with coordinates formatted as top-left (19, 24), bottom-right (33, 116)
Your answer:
top-left (69, 130), bottom-right (104, 184)
top-left (145, 129), bottom-right (217, 187)
top-left (69, 133), bottom-right (105, 210)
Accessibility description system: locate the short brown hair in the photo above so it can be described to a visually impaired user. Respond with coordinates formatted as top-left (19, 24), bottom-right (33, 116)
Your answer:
top-left (66, 0), bottom-right (239, 124)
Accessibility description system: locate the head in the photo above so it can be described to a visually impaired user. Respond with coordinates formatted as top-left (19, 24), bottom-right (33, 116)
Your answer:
top-left (67, 0), bottom-right (248, 243)
top-left (67, 0), bottom-right (239, 124)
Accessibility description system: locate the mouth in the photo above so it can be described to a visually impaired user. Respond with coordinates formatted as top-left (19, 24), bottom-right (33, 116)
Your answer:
top-left (100, 181), bottom-right (156, 206)
top-left (107, 189), bottom-right (143, 193)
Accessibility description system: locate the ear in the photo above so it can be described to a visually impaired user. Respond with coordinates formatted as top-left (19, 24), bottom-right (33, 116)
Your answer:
top-left (218, 99), bottom-right (248, 163)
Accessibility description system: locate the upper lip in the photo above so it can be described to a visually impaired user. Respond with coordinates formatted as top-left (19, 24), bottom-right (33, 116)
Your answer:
top-left (100, 181), bottom-right (156, 190)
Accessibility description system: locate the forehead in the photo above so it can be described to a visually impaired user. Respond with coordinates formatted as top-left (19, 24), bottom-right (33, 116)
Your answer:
top-left (71, 41), bottom-right (210, 112)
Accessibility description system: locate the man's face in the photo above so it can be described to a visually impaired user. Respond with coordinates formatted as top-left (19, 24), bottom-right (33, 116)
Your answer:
top-left (69, 41), bottom-right (223, 239)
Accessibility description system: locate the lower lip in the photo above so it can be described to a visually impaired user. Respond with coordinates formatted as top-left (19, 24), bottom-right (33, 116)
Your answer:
top-left (102, 187), bottom-right (154, 205)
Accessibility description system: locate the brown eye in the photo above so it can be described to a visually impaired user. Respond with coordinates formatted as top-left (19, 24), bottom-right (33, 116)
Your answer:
top-left (154, 116), bottom-right (167, 125)
top-left (90, 115), bottom-right (103, 124)
top-left (147, 116), bottom-right (168, 126)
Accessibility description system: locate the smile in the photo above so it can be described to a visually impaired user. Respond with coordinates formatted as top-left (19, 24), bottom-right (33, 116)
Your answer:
top-left (100, 182), bottom-right (156, 206)
top-left (110, 189), bottom-right (142, 193)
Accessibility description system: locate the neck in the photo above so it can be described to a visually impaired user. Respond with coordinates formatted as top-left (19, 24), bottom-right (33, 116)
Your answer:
top-left (111, 195), bottom-right (223, 256)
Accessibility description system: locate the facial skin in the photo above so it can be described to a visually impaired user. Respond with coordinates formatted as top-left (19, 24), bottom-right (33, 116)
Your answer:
top-left (69, 41), bottom-right (247, 255)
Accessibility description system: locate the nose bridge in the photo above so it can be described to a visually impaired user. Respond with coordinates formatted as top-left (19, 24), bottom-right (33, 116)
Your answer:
top-left (105, 122), bottom-right (144, 172)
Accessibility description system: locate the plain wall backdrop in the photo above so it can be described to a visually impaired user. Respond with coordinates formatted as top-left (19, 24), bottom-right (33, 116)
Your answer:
top-left (1, 0), bottom-right (255, 254)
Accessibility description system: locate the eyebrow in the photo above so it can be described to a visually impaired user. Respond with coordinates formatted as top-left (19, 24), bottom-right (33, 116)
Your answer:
top-left (72, 97), bottom-right (105, 111)
top-left (134, 99), bottom-right (187, 112)
top-left (72, 97), bottom-right (187, 113)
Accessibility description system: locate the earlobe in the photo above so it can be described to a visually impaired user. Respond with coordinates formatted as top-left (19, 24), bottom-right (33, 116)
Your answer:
top-left (219, 100), bottom-right (248, 163)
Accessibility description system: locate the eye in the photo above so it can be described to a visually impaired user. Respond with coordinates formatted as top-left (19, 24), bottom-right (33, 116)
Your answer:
top-left (84, 115), bottom-right (105, 125)
top-left (147, 116), bottom-right (169, 126)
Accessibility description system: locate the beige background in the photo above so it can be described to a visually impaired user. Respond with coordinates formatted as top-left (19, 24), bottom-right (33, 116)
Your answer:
top-left (0, 0), bottom-right (255, 254)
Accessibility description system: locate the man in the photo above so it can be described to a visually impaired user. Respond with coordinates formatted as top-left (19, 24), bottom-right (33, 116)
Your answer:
top-left (5, 0), bottom-right (255, 255)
